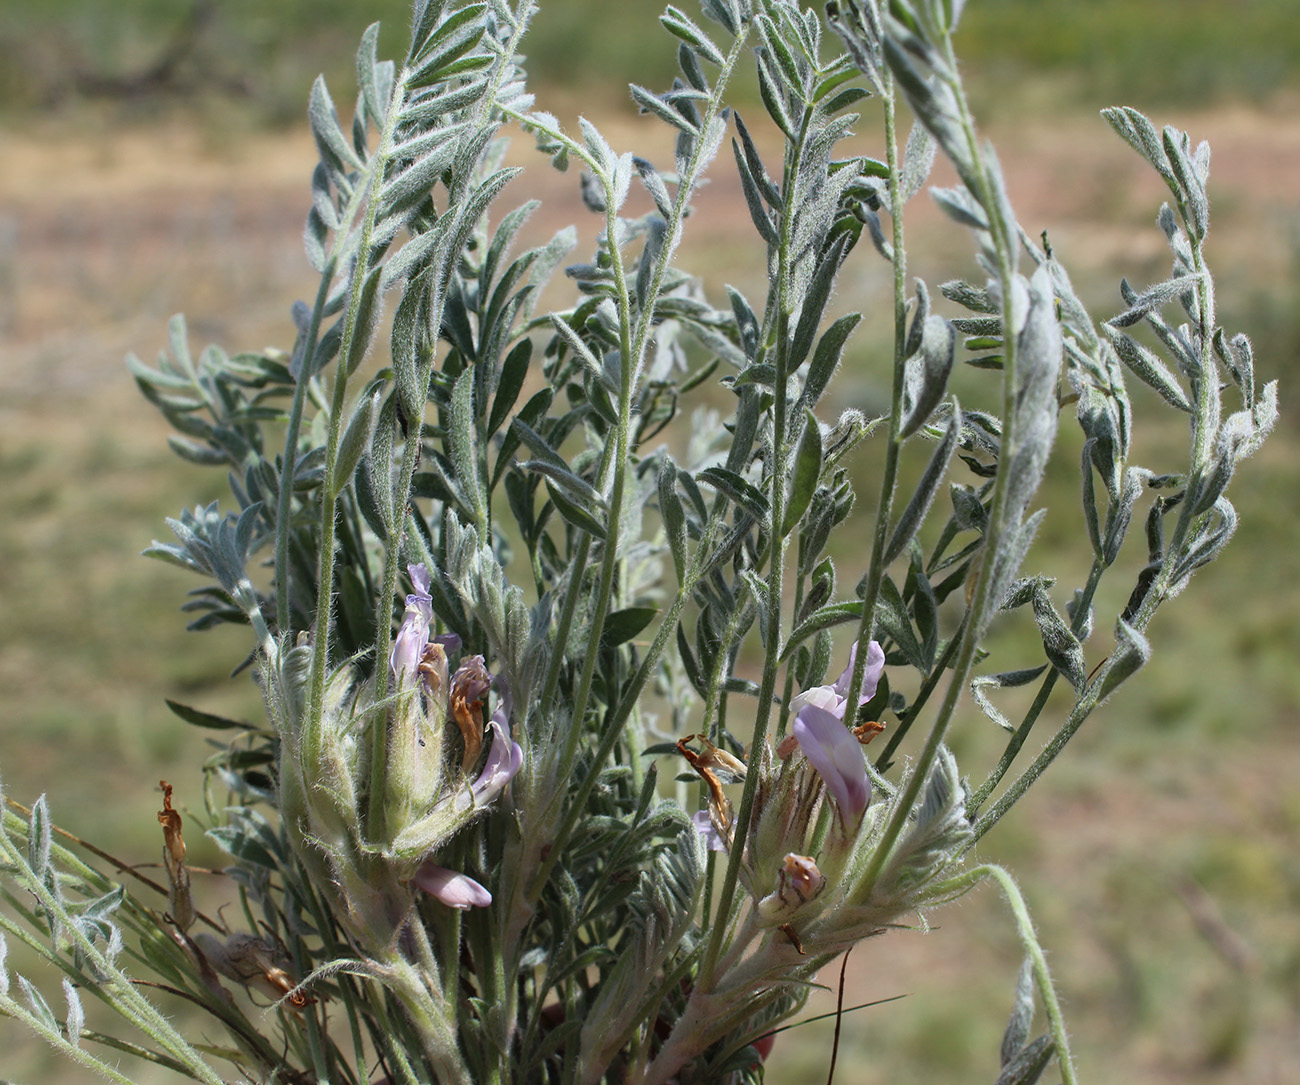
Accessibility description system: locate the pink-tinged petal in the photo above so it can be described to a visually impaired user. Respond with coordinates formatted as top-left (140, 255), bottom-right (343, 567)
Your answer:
top-left (411, 863), bottom-right (492, 908)
top-left (792, 703), bottom-right (870, 825)
top-left (691, 810), bottom-right (727, 852)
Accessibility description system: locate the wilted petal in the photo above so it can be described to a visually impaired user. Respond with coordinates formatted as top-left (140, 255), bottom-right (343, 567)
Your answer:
top-left (411, 862), bottom-right (492, 909)
top-left (450, 655), bottom-right (491, 770)
top-left (452, 654), bottom-right (492, 704)
top-left (792, 703), bottom-right (870, 825)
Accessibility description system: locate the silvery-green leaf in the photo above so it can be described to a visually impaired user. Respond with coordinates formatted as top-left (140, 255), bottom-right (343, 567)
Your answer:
top-left (1101, 106), bottom-right (1176, 189)
top-left (635, 217), bottom-right (668, 312)
top-left (487, 338), bottom-right (532, 439)
top-left (658, 456), bottom-right (688, 579)
top-left (661, 6), bottom-right (726, 66)
top-left (980, 510), bottom-right (1046, 638)
top-left (1080, 442), bottom-right (1103, 559)
top-left (941, 278), bottom-right (997, 314)
top-left (1106, 329), bottom-right (1192, 412)
top-left (781, 601), bottom-right (863, 662)
top-left (579, 118), bottom-right (615, 172)
top-left (699, 0), bottom-right (740, 34)
top-left (727, 286), bottom-right (761, 361)
top-left (1106, 273), bottom-right (1200, 329)
top-left (1001, 957), bottom-right (1036, 1066)
top-left (697, 466), bottom-right (771, 527)
top-left (733, 113), bottom-right (781, 209)
top-left (971, 666), bottom-right (1049, 732)
top-left (1031, 586), bottom-right (1086, 691)
top-left (332, 389), bottom-right (379, 497)
top-left (62, 977), bottom-right (84, 1047)
top-left (380, 127), bottom-right (467, 215)
top-left (28, 795), bottom-right (51, 878)
top-left (407, 7), bottom-right (489, 89)
top-left (900, 120), bottom-right (937, 203)
top-left (19, 976), bottom-right (58, 1034)
top-left (995, 1035), bottom-right (1055, 1085)
top-left (1102, 466), bottom-right (1147, 566)
top-left (756, 49), bottom-right (795, 140)
top-left (1173, 495), bottom-right (1238, 582)
top-left (900, 314), bottom-right (956, 438)
top-left (343, 264), bottom-right (384, 377)
top-left (950, 482), bottom-right (987, 532)
top-left (732, 137), bottom-right (779, 245)
top-left (550, 313), bottom-right (613, 392)
top-left (876, 575), bottom-right (926, 670)
top-left (789, 232), bottom-right (853, 375)
top-left (886, 404), bottom-right (960, 564)
top-left (384, 212), bottom-right (456, 285)
top-left (309, 76), bottom-right (364, 175)
top-left (450, 367), bottom-right (487, 525)
top-left (1091, 617), bottom-right (1151, 703)
top-left (602, 606), bottom-right (659, 650)
top-left (1162, 126), bottom-right (1209, 240)
top-left (783, 410), bottom-right (823, 537)
top-left (635, 156), bottom-right (674, 220)
top-left (931, 185), bottom-right (988, 230)
top-left (355, 22), bottom-right (385, 125)
top-left (629, 84), bottom-right (702, 137)
top-left (399, 78), bottom-right (490, 126)
top-left (800, 313), bottom-right (861, 409)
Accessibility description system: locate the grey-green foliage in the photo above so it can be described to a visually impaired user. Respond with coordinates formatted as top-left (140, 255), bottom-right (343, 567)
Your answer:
top-left (4, 0), bottom-right (1277, 1083)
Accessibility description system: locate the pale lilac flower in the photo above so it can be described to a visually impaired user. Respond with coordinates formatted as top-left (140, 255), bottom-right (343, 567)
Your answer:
top-left (792, 703), bottom-right (870, 825)
top-left (390, 564), bottom-right (434, 682)
top-left (789, 640), bottom-right (882, 827)
top-left (788, 640), bottom-right (885, 721)
top-left (411, 861), bottom-right (492, 908)
top-left (691, 810), bottom-right (727, 852)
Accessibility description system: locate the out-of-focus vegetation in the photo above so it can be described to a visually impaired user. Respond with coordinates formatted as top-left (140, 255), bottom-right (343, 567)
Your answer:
top-left (1, 1), bottom-right (1297, 1082)
top-left (2, 0), bottom-right (1299, 123)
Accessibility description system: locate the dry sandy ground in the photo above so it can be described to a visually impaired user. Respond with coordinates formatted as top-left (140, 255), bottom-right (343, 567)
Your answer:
top-left (1, 100), bottom-right (1297, 1083)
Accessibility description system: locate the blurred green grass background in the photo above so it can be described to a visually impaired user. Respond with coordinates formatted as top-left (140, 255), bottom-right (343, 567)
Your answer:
top-left (1, 1), bottom-right (1298, 1082)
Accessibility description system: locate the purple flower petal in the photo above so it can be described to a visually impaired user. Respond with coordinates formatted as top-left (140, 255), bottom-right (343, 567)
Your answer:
top-left (407, 563), bottom-right (433, 604)
top-left (692, 810), bottom-right (727, 852)
top-left (833, 640), bottom-right (886, 706)
top-left (411, 862), bottom-right (492, 908)
top-left (390, 588), bottom-right (432, 682)
top-left (793, 703), bottom-right (870, 825)
top-left (471, 717), bottom-right (524, 806)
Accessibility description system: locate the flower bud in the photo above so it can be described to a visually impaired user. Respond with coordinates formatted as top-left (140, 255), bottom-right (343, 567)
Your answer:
top-left (411, 862), bottom-right (492, 909)
top-left (758, 853), bottom-right (826, 920)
